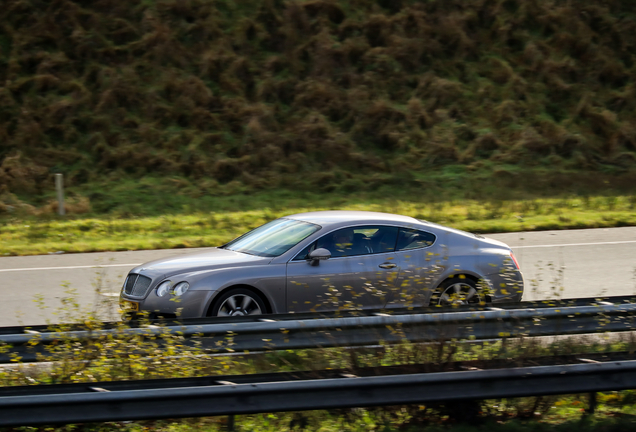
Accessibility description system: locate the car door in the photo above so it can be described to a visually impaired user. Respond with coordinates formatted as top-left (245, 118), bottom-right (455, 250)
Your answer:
top-left (286, 226), bottom-right (400, 312)
top-left (385, 228), bottom-right (442, 309)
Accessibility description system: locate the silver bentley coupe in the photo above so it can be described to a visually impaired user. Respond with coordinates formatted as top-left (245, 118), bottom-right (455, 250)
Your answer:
top-left (120, 211), bottom-right (524, 318)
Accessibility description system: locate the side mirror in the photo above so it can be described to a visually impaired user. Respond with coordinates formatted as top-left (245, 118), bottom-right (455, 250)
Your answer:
top-left (308, 248), bottom-right (331, 266)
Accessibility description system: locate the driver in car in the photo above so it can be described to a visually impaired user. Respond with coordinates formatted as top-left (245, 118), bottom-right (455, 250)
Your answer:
top-left (314, 229), bottom-right (355, 258)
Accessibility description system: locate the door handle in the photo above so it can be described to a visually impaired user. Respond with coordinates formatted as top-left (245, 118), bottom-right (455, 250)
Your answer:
top-left (379, 262), bottom-right (397, 269)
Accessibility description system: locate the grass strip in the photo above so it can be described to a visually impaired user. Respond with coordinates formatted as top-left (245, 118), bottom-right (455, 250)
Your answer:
top-left (1, 195), bottom-right (635, 256)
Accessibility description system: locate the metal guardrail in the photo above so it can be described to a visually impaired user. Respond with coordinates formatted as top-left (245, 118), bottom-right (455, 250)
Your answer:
top-left (1, 295), bottom-right (635, 362)
top-left (2, 295), bottom-right (633, 336)
top-left (1, 358), bottom-right (636, 426)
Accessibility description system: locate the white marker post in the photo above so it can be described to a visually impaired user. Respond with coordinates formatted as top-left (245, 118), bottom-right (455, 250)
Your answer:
top-left (55, 173), bottom-right (65, 216)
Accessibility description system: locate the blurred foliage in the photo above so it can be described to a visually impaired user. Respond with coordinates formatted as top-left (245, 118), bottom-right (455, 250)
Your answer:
top-left (0, 0), bottom-right (636, 214)
top-left (2, 280), bottom-right (636, 429)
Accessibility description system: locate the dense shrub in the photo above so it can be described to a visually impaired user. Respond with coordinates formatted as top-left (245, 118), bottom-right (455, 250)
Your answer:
top-left (0, 0), bottom-right (635, 197)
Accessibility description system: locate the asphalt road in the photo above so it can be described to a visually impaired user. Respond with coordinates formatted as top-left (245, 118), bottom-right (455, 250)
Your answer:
top-left (487, 227), bottom-right (636, 301)
top-left (1, 227), bottom-right (635, 327)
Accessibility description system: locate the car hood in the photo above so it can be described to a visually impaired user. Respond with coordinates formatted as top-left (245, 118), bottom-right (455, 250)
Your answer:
top-left (130, 248), bottom-right (271, 280)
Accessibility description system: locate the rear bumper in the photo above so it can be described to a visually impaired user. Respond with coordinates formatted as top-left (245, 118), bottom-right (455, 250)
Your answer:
top-left (487, 270), bottom-right (524, 303)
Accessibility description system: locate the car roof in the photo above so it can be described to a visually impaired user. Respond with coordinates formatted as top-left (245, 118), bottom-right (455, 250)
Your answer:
top-left (284, 210), bottom-right (421, 228)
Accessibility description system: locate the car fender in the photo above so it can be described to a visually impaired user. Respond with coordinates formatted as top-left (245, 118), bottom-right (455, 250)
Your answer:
top-left (190, 263), bottom-right (287, 315)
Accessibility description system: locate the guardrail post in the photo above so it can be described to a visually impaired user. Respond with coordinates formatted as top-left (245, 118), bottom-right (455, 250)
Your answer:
top-left (227, 414), bottom-right (235, 431)
top-left (586, 392), bottom-right (597, 415)
top-left (55, 173), bottom-right (65, 216)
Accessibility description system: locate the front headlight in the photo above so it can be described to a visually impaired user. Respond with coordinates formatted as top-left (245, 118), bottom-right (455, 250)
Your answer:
top-left (156, 280), bottom-right (172, 297)
top-left (172, 282), bottom-right (190, 296)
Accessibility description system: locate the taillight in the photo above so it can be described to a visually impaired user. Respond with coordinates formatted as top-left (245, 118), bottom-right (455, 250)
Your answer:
top-left (510, 252), bottom-right (520, 269)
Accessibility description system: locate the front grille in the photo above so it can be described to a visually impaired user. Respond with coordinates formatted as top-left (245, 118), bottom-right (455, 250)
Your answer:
top-left (123, 274), bottom-right (152, 297)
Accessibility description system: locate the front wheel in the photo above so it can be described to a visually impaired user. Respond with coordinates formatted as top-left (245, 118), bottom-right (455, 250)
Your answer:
top-left (431, 277), bottom-right (483, 306)
top-left (210, 288), bottom-right (267, 317)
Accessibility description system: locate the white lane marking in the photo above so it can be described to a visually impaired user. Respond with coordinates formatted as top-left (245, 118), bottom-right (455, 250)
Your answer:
top-left (510, 240), bottom-right (636, 249)
top-left (1, 239), bottom-right (635, 272)
top-left (0, 263), bottom-right (142, 273)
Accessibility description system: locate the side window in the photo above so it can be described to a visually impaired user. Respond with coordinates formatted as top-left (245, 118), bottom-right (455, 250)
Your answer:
top-left (396, 228), bottom-right (436, 251)
top-left (367, 226), bottom-right (398, 254)
top-left (292, 242), bottom-right (316, 261)
top-left (314, 227), bottom-right (370, 258)
top-left (292, 226), bottom-right (399, 259)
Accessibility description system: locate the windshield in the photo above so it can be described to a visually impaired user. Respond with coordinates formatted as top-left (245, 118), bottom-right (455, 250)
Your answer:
top-left (222, 218), bottom-right (321, 257)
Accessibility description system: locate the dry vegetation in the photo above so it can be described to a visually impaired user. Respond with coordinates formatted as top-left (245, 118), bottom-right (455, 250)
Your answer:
top-left (0, 0), bottom-right (635, 212)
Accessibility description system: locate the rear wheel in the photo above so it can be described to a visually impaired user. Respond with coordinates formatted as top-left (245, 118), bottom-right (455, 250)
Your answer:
top-left (431, 277), bottom-right (482, 306)
top-left (210, 288), bottom-right (266, 317)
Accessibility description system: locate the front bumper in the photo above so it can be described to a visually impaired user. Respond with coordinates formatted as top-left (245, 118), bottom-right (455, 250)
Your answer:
top-left (120, 290), bottom-right (212, 319)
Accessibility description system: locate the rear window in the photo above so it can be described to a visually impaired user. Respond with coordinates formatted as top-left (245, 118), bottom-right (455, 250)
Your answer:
top-left (417, 220), bottom-right (483, 239)
top-left (396, 228), bottom-right (436, 250)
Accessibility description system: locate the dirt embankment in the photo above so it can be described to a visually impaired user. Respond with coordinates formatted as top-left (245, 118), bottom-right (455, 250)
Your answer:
top-left (0, 0), bottom-right (635, 202)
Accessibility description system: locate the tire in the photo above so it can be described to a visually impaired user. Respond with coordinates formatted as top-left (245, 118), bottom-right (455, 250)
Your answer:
top-left (210, 288), bottom-right (267, 317)
top-left (430, 277), bottom-right (482, 306)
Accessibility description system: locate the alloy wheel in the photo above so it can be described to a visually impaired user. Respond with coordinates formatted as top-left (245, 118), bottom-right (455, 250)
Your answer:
top-left (217, 294), bottom-right (263, 316)
top-left (437, 282), bottom-right (481, 306)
